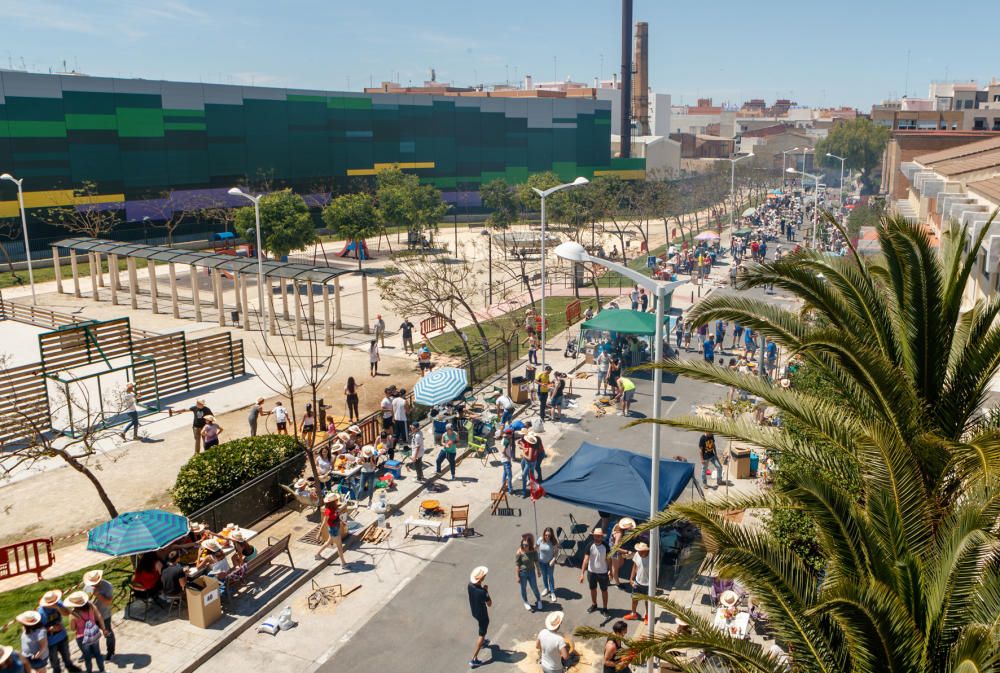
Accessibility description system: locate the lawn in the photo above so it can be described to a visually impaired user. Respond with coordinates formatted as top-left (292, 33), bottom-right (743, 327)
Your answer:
top-left (0, 255), bottom-right (132, 290)
top-left (0, 557), bottom-right (132, 647)
top-left (430, 295), bottom-right (600, 358)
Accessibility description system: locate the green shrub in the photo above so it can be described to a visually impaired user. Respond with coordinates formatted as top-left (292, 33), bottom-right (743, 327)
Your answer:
top-left (172, 435), bottom-right (303, 515)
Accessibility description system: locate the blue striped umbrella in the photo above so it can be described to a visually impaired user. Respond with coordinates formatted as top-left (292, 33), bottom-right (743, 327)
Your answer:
top-left (87, 509), bottom-right (190, 557)
top-left (413, 367), bottom-right (469, 406)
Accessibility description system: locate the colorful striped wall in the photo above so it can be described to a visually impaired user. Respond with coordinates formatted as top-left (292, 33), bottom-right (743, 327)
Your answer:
top-left (0, 72), bottom-right (640, 221)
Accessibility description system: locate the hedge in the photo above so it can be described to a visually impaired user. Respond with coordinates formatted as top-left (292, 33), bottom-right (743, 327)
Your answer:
top-left (172, 435), bottom-right (304, 515)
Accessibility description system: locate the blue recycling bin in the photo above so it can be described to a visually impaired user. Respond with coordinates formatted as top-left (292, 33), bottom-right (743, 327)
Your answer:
top-left (383, 460), bottom-right (403, 480)
top-left (749, 452), bottom-right (760, 477)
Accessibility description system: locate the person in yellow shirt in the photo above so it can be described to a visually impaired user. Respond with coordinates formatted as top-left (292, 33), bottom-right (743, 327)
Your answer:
top-left (616, 377), bottom-right (636, 416)
top-left (536, 365), bottom-right (553, 421)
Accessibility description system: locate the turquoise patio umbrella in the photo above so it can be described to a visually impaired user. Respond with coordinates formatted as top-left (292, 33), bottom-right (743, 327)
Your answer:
top-left (413, 367), bottom-right (469, 406)
top-left (87, 509), bottom-right (190, 557)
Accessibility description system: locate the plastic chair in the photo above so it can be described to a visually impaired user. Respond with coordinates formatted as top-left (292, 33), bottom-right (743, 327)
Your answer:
top-left (468, 433), bottom-right (488, 464)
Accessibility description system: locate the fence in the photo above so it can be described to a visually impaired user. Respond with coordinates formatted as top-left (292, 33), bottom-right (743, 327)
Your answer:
top-left (465, 340), bottom-right (520, 387)
top-left (0, 538), bottom-right (55, 582)
top-left (188, 451), bottom-right (308, 531)
top-left (0, 299), bottom-right (157, 339)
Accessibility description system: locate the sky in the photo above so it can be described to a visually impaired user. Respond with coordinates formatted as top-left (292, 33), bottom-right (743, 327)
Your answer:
top-left (0, 0), bottom-right (997, 110)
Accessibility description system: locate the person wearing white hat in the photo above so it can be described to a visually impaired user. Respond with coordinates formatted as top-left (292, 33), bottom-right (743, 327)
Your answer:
top-left (36, 590), bottom-right (81, 673)
top-left (82, 570), bottom-right (115, 660)
top-left (64, 592), bottom-right (107, 672)
top-left (467, 566), bottom-right (491, 668)
top-left (359, 445), bottom-right (379, 505)
top-left (579, 528), bottom-right (611, 614)
top-left (625, 541), bottom-right (651, 622)
top-left (0, 644), bottom-right (31, 671)
top-left (315, 492), bottom-right (349, 568)
top-left (536, 611), bottom-right (570, 673)
top-left (16, 611), bottom-right (47, 672)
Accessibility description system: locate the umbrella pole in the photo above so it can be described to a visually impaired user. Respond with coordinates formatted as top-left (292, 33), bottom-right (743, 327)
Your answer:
top-left (532, 499), bottom-right (539, 537)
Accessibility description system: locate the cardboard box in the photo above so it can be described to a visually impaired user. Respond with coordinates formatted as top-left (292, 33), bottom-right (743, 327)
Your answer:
top-left (186, 575), bottom-right (222, 628)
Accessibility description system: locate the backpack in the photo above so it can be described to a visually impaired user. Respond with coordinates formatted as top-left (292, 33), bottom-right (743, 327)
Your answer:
top-left (80, 611), bottom-right (101, 645)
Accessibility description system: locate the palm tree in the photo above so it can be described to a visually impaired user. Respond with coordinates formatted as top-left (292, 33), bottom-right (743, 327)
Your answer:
top-left (580, 214), bottom-right (1000, 673)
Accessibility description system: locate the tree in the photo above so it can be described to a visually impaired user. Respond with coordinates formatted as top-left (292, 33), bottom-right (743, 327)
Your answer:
top-left (147, 192), bottom-right (190, 247)
top-left (480, 179), bottom-right (519, 229)
top-left (374, 166), bottom-right (447, 245)
top-left (0, 358), bottom-right (126, 519)
top-left (322, 192), bottom-right (381, 270)
top-left (234, 189), bottom-right (316, 260)
top-left (584, 212), bottom-right (1000, 673)
top-left (516, 171), bottom-right (573, 222)
top-left (815, 118), bottom-right (890, 194)
top-left (48, 180), bottom-right (124, 287)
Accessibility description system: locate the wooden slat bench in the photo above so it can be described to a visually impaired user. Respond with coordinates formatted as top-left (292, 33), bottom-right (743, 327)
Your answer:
top-left (223, 534), bottom-right (294, 599)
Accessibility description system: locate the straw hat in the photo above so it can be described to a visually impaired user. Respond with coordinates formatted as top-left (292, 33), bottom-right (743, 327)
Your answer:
top-left (294, 477), bottom-right (309, 489)
top-left (83, 569), bottom-right (104, 586)
top-left (324, 492), bottom-right (340, 505)
top-left (38, 590), bottom-right (62, 608)
top-left (545, 611), bottom-right (564, 631)
top-left (720, 590), bottom-right (739, 607)
top-left (203, 415), bottom-right (215, 423)
top-left (330, 442), bottom-right (345, 453)
top-left (361, 445), bottom-right (375, 457)
top-left (64, 592), bottom-right (90, 610)
top-left (347, 425), bottom-right (361, 434)
top-left (675, 617), bottom-right (689, 627)
top-left (15, 610), bottom-right (41, 626)
top-left (617, 517), bottom-right (636, 531)
top-left (469, 566), bottom-right (489, 583)
top-left (0, 646), bottom-right (13, 665)
top-left (229, 531), bottom-right (246, 542)
top-left (201, 539), bottom-right (222, 552)
top-left (634, 542), bottom-right (650, 552)
top-left (190, 522), bottom-right (207, 534)
top-left (523, 432), bottom-right (539, 445)
top-left (337, 432), bottom-right (351, 442)
top-left (779, 378), bottom-right (791, 389)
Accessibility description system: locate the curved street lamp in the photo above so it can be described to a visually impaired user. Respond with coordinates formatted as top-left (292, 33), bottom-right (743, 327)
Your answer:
top-left (228, 187), bottom-right (267, 337)
top-left (0, 173), bottom-right (35, 304)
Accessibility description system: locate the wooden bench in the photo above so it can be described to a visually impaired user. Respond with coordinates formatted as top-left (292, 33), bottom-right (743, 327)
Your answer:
top-left (403, 518), bottom-right (443, 540)
top-left (224, 534), bottom-right (295, 599)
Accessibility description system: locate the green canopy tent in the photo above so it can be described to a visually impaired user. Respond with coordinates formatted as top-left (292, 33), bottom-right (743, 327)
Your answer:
top-left (581, 309), bottom-right (669, 335)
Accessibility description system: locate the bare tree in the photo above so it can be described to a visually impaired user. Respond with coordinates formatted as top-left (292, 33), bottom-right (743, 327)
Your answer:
top-left (146, 192), bottom-right (190, 247)
top-left (0, 217), bottom-right (26, 282)
top-left (0, 357), bottom-right (126, 519)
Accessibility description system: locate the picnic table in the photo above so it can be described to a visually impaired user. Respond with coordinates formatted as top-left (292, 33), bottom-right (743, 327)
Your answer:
top-left (713, 608), bottom-right (750, 639)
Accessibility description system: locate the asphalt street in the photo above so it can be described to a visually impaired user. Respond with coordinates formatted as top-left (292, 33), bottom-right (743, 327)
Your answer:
top-left (321, 256), bottom-right (796, 673)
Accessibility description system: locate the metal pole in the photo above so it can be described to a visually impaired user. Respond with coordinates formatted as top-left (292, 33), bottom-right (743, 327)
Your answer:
top-left (839, 158), bottom-right (845, 206)
top-left (730, 159), bottom-right (736, 229)
top-left (648, 283), bottom-right (665, 667)
top-left (811, 175), bottom-right (820, 248)
top-left (454, 210), bottom-right (458, 256)
top-left (253, 197), bottom-right (267, 340)
top-left (14, 181), bottom-right (35, 304)
top-left (538, 193), bottom-right (547, 432)
top-left (800, 147), bottom-right (807, 189)
top-left (487, 234), bottom-right (493, 304)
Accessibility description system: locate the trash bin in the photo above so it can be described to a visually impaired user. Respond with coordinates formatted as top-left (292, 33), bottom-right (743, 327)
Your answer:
top-left (186, 576), bottom-right (222, 629)
top-left (383, 459), bottom-right (403, 479)
top-left (510, 376), bottom-right (529, 404)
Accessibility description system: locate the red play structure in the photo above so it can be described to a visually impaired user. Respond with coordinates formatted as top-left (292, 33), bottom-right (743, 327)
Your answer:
top-left (338, 239), bottom-right (371, 260)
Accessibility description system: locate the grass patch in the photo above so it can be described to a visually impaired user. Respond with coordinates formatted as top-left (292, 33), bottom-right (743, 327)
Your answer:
top-left (430, 295), bottom-right (599, 358)
top-left (0, 557), bottom-right (133, 648)
top-left (0, 255), bottom-right (133, 291)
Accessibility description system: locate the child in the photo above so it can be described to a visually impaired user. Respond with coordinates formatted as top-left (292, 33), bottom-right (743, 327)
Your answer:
top-left (273, 401), bottom-right (289, 434)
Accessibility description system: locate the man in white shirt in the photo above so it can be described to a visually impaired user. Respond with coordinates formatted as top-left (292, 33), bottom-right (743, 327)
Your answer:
top-left (626, 541), bottom-right (652, 621)
top-left (536, 611), bottom-right (570, 673)
top-left (391, 391), bottom-right (409, 443)
top-left (495, 391), bottom-right (515, 425)
top-left (595, 351), bottom-right (610, 396)
top-left (579, 528), bottom-right (610, 614)
top-left (380, 390), bottom-right (393, 431)
top-left (120, 382), bottom-right (140, 441)
top-left (408, 422), bottom-right (425, 481)
top-left (272, 402), bottom-right (289, 434)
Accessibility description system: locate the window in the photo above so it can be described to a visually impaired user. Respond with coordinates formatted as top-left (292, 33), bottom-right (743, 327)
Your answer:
top-left (994, 94), bottom-right (1000, 102)
top-left (974, 118), bottom-right (987, 130)
top-left (964, 99), bottom-right (975, 109)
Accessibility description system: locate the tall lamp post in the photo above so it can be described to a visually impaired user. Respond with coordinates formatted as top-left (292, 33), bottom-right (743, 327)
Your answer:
top-left (0, 173), bottom-right (36, 304)
top-left (228, 187), bottom-right (267, 337)
top-left (826, 152), bottom-right (846, 205)
top-left (781, 148), bottom-right (800, 187)
top-left (556, 241), bottom-right (684, 673)
top-left (531, 176), bottom-right (588, 430)
top-left (480, 229), bottom-right (493, 304)
top-left (786, 168), bottom-right (821, 247)
top-left (726, 153), bottom-right (754, 228)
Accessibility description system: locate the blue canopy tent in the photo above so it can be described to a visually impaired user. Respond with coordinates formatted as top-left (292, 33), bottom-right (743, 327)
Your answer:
top-left (541, 442), bottom-right (694, 521)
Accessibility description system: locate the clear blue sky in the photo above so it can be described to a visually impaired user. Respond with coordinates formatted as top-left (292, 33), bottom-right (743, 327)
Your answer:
top-left (0, 0), bottom-right (996, 110)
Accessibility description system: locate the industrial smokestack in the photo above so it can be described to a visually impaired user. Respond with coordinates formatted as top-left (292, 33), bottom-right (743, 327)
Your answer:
top-left (620, 0), bottom-right (633, 158)
top-left (633, 21), bottom-right (650, 136)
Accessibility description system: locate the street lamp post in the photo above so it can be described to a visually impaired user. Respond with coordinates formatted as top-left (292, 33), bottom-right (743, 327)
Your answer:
top-left (531, 176), bottom-right (589, 431)
top-left (786, 168), bottom-right (821, 247)
top-left (480, 229), bottom-right (493, 304)
top-left (727, 153), bottom-right (754, 228)
top-left (228, 187), bottom-right (267, 337)
top-left (556, 241), bottom-right (685, 673)
top-left (0, 173), bottom-right (35, 304)
top-left (781, 148), bottom-right (800, 187)
top-left (826, 152), bottom-right (846, 205)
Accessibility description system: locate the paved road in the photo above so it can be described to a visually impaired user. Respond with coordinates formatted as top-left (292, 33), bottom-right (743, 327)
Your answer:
top-left (320, 254), bottom-right (796, 673)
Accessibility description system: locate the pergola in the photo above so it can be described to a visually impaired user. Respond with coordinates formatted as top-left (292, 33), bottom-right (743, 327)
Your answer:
top-left (51, 238), bottom-right (368, 344)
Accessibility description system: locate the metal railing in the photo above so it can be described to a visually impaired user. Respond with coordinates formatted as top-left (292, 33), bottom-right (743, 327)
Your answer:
top-left (465, 340), bottom-right (520, 386)
top-left (188, 451), bottom-right (307, 531)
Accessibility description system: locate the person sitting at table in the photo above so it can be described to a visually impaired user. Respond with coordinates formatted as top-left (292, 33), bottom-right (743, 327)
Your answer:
top-left (377, 431), bottom-right (396, 461)
top-left (159, 550), bottom-right (187, 601)
top-left (196, 540), bottom-right (231, 579)
top-left (229, 531), bottom-right (257, 566)
top-left (132, 552), bottom-right (164, 604)
top-left (292, 477), bottom-right (320, 505)
top-left (316, 444), bottom-right (334, 476)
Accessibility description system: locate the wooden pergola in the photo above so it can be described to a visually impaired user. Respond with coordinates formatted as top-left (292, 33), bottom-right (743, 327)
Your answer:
top-left (51, 238), bottom-right (368, 344)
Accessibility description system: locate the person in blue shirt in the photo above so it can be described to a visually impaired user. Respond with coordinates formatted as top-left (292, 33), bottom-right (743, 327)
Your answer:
top-left (744, 328), bottom-right (758, 355)
top-left (37, 591), bottom-right (81, 673)
top-left (732, 322), bottom-right (744, 350)
top-left (703, 336), bottom-right (715, 363)
top-left (714, 321), bottom-right (726, 351)
top-left (765, 339), bottom-right (778, 373)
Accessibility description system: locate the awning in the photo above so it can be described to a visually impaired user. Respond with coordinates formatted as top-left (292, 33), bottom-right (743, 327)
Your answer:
top-left (541, 442), bottom-right (694, 521)
top-left (581, 309), bottom-right (669, 336)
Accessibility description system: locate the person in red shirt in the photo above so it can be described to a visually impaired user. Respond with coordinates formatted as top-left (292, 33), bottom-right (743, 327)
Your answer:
top-left (315, 492), bottom-right (349, 568)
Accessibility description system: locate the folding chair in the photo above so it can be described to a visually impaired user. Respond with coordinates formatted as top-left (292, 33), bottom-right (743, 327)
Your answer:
top-left (490, 485), bottom-right (510, 514)
top-left (450, 504), bottom-right (470, 536)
